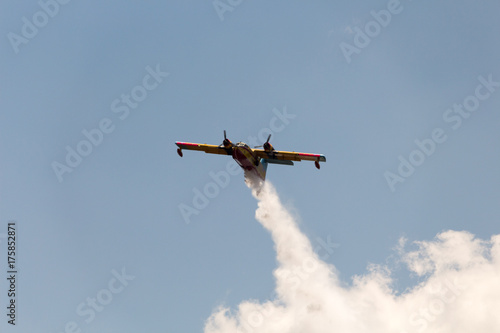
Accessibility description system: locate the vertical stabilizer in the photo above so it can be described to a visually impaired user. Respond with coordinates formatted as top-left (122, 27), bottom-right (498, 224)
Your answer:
top-left (261, 158), bottom-right (268, 181)
top-left (244, 158), bottom-right (268, 191)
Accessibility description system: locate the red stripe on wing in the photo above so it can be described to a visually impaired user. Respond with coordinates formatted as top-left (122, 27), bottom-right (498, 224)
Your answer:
top-left (176, 142), bottom-right (199, 147)
top-left (298, 153), bottom-right (321, 157)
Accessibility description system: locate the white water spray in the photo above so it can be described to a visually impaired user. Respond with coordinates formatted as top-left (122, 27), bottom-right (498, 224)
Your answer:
top-left (205, 181), bottom-right (500, 333)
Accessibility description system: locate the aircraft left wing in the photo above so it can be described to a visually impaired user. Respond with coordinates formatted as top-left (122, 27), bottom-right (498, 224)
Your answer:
top-left (175, 142), bottom-right (231, 156)
top-left (253, 149), bottom-right (326, 163)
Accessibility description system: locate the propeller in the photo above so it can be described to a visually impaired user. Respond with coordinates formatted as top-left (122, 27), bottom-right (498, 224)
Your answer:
top-left (220, 130), bottom-right (233, 148)
top-left (254, 134), bottom-right (272, 149)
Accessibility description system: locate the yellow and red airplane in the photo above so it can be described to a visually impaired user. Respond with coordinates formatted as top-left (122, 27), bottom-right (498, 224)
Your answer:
top-left (175, 131), bottom-right (326, 182)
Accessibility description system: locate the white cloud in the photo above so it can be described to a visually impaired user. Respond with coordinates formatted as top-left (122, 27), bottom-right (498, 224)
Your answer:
top-left (204, 182), bottom-right (500, 333)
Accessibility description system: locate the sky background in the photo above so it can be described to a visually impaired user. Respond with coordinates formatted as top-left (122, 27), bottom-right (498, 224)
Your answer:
top-left (1, 1), bottom-right (499, 332)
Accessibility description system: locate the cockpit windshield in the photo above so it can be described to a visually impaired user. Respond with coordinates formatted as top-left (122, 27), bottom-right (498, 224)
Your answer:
top-left (236, 142), bottom-right (249, 149)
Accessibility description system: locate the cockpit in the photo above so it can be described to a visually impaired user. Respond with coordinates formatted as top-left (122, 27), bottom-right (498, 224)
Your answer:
top-left (235, 142), bottom-right (250, 149)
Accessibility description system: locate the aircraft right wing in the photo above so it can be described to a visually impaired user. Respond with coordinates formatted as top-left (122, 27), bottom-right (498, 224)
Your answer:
top-left (175, 142), bottom-right (231, 156)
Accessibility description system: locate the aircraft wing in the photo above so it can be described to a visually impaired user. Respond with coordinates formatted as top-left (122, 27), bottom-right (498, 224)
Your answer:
top-left (175, 142), bottom-right (231, 155)
top-left (253, 149), bottom-right (326, 163)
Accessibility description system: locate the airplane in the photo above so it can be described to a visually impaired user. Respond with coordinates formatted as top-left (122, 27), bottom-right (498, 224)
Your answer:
top-left (175, 131), bottom-right (326, 183)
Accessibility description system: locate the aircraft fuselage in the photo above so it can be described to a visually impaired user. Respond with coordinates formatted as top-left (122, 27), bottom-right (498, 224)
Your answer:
top-left (231, 143), bottom-right (267, 180)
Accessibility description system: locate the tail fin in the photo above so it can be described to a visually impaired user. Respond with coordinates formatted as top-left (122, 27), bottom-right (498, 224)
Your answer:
top-left (244, 159), bottom-right (268, 191)
top-left (261, 158), bottom-right (268, 181)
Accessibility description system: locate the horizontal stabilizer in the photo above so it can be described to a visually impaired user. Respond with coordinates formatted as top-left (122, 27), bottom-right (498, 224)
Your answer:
top-left (264, 158), bottom-right (294, 166)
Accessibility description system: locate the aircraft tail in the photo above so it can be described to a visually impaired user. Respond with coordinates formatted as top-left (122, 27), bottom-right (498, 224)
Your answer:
top-left (265, 158), bottom-right (294, 166)
top-left (244, 158), bottom-right (268, 191)
top-left (261, 158), bottom-right (268, 180)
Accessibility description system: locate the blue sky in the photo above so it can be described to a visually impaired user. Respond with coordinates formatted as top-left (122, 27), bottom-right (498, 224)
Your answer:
top-left (1, 1), bottom-right (499, 332)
